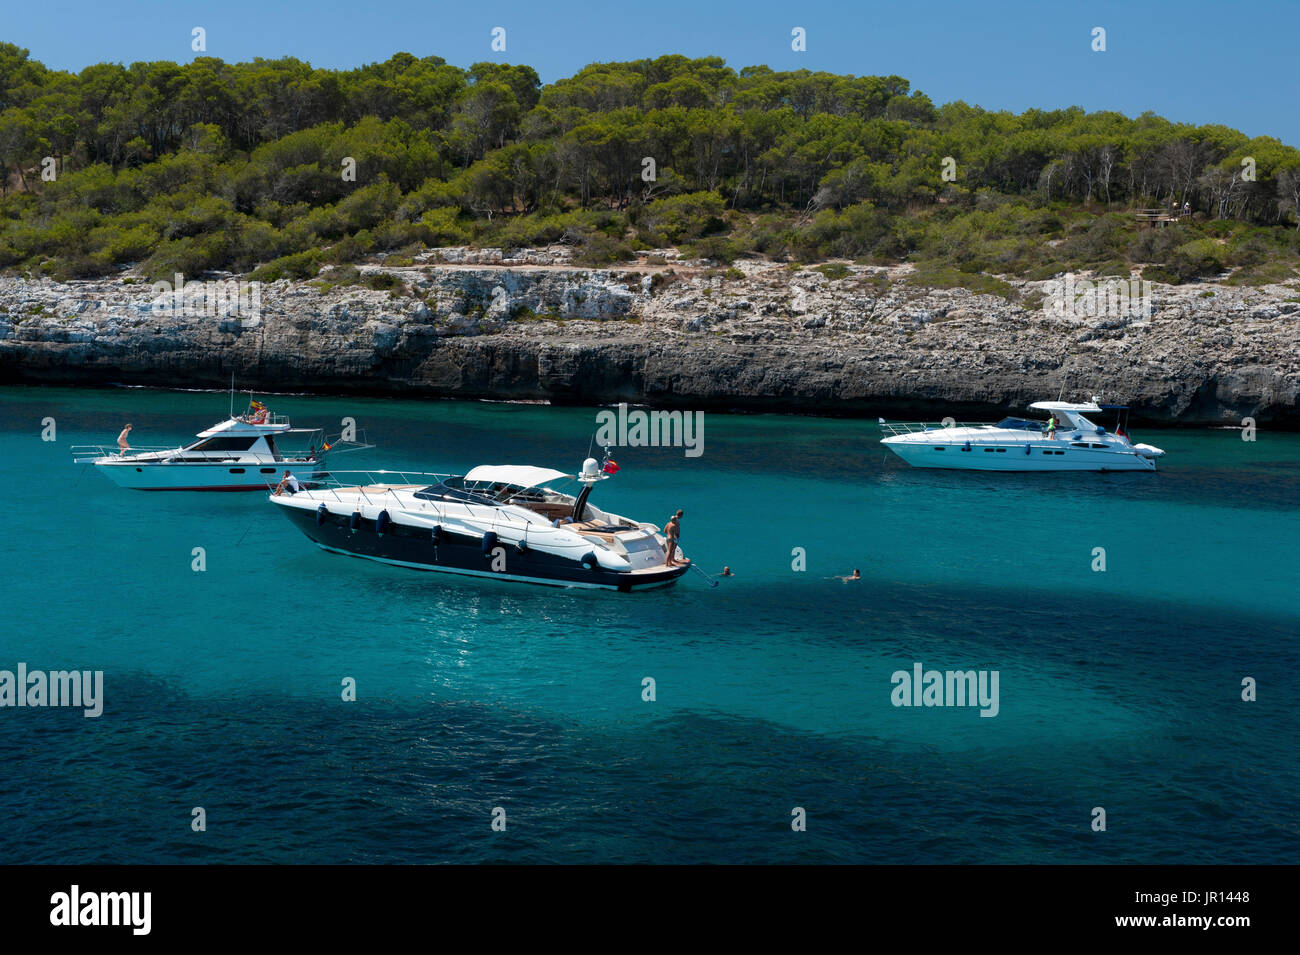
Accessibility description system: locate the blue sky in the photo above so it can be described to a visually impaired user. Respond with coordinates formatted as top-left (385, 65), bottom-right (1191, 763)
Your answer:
top-left (6, 0), bottom-right (1296, 146)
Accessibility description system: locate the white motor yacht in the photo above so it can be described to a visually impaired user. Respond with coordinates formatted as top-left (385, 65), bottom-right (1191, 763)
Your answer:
top-left (73, 401), bottom-right (345, 491)
top-left (880, 399), bottom-right (1165, 471)
top-left (270, 456), bottom-right (691, 591)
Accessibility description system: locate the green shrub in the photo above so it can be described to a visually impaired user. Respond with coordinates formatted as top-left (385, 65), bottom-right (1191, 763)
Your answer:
top-left (815, 263), bottom-right (851, 280)
top-left (142, 235), bottom-right (234, 281)
top-left (249, 249), bottom-right (323, 282)
top-left (642, 191), bottom-right (727, 244)
top-left (904, 263), bottom-right (1016, 300)
top-left (572, 233), bottom-right (633, 266)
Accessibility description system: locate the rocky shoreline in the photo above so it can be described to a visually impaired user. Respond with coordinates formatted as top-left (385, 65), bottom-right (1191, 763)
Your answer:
top-left (2, 247), bottom-right (1298, 426)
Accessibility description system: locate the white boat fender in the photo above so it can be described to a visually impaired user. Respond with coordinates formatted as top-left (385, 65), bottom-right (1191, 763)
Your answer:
top-left (481, 531), bottom-right (498, 557)
top-left (376, 510), bottom-right (391, 537)
top-left (349, 511), bottom-right (362, 532)
top-left (581, 551), bottom-right (598, 571)
top-left (316, 504), bottom-right (328, 526)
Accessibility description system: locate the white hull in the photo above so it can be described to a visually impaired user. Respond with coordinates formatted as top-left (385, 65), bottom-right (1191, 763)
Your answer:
top-left (884, 441), bottom-right (1156, 472)
top-left (94, 460), bottom-right (322, 491)
top-left (880, 400), bottom-right (1164, 472)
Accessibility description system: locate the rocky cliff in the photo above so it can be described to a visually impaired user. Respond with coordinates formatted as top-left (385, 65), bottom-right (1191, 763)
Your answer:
top-left (2, 247), bottom-right (1298, 425)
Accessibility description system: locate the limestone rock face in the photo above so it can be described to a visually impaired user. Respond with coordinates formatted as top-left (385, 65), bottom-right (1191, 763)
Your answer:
top-left (2, 253), bottom-right (1298, 425)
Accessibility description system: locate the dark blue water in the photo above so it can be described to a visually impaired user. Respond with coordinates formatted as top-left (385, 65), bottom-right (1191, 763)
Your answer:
top-left (1, 386), bottom-right (1297, 863)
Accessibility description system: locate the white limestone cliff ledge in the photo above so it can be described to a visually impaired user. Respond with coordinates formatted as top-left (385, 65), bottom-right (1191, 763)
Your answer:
top-left (1, 248), bottom-right (1297, 424)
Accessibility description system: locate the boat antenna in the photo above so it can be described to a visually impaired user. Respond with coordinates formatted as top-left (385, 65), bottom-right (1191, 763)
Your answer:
top-left (229, 372), bottom-right (235, 418)
top-left (1058, 345), bottom-right (1071, 401)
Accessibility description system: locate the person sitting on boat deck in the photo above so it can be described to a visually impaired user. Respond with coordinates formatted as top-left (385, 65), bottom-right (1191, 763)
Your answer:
top-left (1044, 414), bottom-right (1058, 439)
top-left (116, 423), bottom-right (133, 455)
top-left (274, 471), bottom-right (301, 496)
top-left (664, 510), bottom-right (683, 566)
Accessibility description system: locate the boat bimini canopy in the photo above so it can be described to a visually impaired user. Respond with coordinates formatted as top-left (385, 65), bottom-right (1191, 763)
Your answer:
top-left (1027, 400), bottom-right (1103, 414)
top-left (463, 465), bottom-right (571, 487)
top-left (196, 417), bottom-right (293, 437)
top-left (1027, 400), bottom-right (1107, 431)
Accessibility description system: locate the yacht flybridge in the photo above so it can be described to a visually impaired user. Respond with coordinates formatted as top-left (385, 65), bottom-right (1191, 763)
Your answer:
top-left (879, 399), bottom-right (1166, 471)
top-left (270, 457), bottom-right (691, 591)
top-left (73, 401), bottom-right (365, 490)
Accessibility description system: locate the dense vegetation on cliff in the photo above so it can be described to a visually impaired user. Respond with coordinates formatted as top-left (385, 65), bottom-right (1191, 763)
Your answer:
top-left (2, 43), bottom-right (1299, 288)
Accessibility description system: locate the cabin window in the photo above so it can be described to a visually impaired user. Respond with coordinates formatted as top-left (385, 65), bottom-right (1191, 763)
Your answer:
top-left (995, 418), bottom-right (1043, 431)
top-left (1071, 442), bottom-right (1089, 448)
top-left (228, 468), bottom-right (246, 474)
top-left (995, 448), bottom-right (1006, 453)
top-left (1090, 443), bottom-right (1107, 449)
top-left (933, 447), bottom-right (945, 451)
top-left (984, 448), bottom-right (996, 452)
top-left (260, 467), bottom-right (277, 474)
top-left (191, 437), bottom-right (259, 452)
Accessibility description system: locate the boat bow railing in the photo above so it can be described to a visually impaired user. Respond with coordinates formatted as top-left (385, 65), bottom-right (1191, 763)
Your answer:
top-left (71, 444), bottom-right (181, 462)
top-left (294, 469), bottom-right (568, 538)
top-left (878, 421), bottom-right (989, 438)
top-left (301, 469), bottom-right (449, 506)
top-left (239, 412), bottom-right (291, 426)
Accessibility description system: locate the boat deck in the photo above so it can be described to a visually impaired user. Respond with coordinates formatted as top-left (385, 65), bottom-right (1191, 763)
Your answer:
top-left (625, 559), bottom-right (689, 575)
top-left (333, 484), bottom-right (423, 494)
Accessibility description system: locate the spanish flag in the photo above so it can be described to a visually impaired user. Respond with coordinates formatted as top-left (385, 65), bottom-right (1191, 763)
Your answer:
top-left (321, 441), bottom-right (332, 452)
top-left (250, 399), bottom-right (265, 411)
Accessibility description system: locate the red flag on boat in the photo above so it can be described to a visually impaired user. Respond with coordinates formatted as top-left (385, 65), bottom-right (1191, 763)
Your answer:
top-left (603, 459), bottom-right (620, 474)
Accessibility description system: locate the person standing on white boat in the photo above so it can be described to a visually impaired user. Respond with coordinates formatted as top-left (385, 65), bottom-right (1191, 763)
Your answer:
top-left (274, 471), bottom-right (301, 496)
top-left (665, 510), bottom-right (683, 566)
top-left (1045, 414), bottom-right (1058, 440)
top-left (116, 424), bottom-right (132, 456)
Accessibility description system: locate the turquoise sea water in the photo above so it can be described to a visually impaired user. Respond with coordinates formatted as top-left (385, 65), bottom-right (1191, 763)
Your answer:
top-left (0, 385), bottom-right (1296, 863)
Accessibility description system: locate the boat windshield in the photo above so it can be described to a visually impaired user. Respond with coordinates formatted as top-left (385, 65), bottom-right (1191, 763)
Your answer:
top-left (995, 417), bottom-right (1045, 432)
top-left (188, 436), bottom-right (261, 451)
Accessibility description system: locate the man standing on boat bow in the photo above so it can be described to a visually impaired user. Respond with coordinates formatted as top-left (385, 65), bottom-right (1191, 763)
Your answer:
top-left (665, 510), bottom-right (684, 566)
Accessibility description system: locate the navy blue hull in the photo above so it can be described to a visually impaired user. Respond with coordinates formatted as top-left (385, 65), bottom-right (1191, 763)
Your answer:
top-left (278, 504), bottom-right (686, 591)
